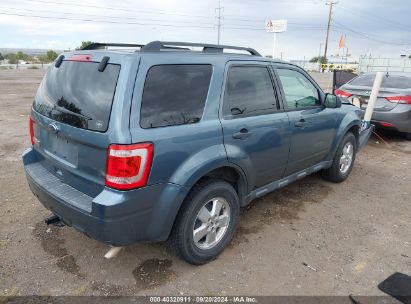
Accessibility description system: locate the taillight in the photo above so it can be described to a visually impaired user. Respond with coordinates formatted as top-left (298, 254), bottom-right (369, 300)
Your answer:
top-left (29, 116), bottom-right (35, 145)
top-left (380, 121), bottom-right (394, 127)
top-left (386, 96), bottom-right (411, 104)
top-left (335, 89), bottom-right (353, 98)
top-left (105, 143), bottom-right (154, 190)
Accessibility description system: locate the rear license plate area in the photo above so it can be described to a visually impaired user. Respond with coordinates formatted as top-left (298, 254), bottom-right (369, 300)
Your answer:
top-left (45, 134), bottom-right (78, 166)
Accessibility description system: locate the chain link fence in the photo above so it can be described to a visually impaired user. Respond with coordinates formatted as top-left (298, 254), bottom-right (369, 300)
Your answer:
top-left (291, 56), bottom-right (411, 74)
top-left (0, 63), bottom-right (51, 70)
top-left (358, 56), bottom-right (411, 73)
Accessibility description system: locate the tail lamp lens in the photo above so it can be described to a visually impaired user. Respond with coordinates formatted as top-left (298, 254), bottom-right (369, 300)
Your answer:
top-left (386, 96), bottom-right (411, 104)
top-left (105, 143), bottom-right (153, 190)
top-left (335, 89), bottom-right (353, 98)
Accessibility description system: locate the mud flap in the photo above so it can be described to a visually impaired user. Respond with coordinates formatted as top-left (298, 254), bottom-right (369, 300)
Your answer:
top-left (358, 124), bottom-right (374, 152)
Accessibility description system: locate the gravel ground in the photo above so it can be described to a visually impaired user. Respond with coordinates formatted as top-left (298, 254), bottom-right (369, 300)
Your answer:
top-left (0, 69), bottom-right (410, 297)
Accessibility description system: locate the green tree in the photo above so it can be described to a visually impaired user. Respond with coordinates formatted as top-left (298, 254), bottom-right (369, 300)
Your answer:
top-left (16, 51), bottom-right (31, 61)
top-left (75, 41), bottom-right (94, 50)
top-left (46, 50), bottom-right (58, 61)
top-left (7, 51), bottom-right (32, 62)
top-left (0, 52), bottom-right (4, 61)
top-left (409, 54), bottom-right (411, 59)
top-left (5, 53), bottom-right (18, 64)
top-left (309, 56), bottom-right (328, 64)
top-left (38, 55), bottom-right (48, 63)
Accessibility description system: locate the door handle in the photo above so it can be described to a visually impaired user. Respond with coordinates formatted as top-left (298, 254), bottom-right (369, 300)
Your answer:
top-left (294, 119), bottom-right (305, 128)
top-left (232, 128), bottom-right (252, 139)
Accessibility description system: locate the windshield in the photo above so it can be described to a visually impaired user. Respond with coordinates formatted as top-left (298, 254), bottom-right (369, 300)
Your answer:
top-left (33, 61), bottom-right (120, 132)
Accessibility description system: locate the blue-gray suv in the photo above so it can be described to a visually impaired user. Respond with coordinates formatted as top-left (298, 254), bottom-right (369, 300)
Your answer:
top-left (22, 41), bottom-right (373, 264)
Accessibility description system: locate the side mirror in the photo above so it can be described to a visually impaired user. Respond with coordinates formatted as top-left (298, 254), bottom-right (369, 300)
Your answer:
top-left (324, 93), bottom-right (342, 108)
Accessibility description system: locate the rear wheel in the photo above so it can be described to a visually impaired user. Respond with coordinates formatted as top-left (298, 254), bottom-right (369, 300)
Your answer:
top-left (321, 132), bottom-right (357, 183)
top-left (170, 179), bottom-right (239, 265)
top-left (405, 133), bottom-right (411, 141)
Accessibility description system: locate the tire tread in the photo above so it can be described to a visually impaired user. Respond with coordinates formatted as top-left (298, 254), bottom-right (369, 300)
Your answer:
top-left (168, 179), bottom-right (239, 265)
top-left (321, 132), bottom-right (356, 183)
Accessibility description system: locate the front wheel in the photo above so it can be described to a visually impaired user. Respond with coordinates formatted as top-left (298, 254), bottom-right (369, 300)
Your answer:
top-left (169, 179), bottom-right (240, 265)
top-left (321, 132), bottom-right (357, 183)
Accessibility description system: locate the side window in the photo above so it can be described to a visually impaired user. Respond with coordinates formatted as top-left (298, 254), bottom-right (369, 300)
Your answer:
top-left (277, 69), bottom-right (321, 109)
top-left (140, 64), bottom-right (212, 128)
top-left (223, 66), bottom-right (278, 118)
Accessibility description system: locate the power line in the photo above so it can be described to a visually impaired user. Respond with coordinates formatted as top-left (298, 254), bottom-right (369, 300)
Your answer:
top-left (0, 8), bottom-right (342, 35)
top-left (18, 0), bottom-right (216, 19)
top-left (0, 6), bottom-right (216, 26)
top-left (223, 25), bottom-right (332, 31)
top-left (337, 3), bottom-right (411, 31)
top-left (333, 19), bottom-right (411, 46)
top-left (2, 5), bottom-right (332, 30)
top-left (0, 11), bottom-right (216, 29)
top-left (0, 9), bottom-right (338, 34)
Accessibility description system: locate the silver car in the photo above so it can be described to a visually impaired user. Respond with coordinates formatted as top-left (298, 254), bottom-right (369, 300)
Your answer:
top-left (336, 72), bottom-right (411, 140)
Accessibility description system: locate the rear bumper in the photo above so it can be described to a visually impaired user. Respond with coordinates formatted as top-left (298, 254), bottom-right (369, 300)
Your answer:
top-left (366, 105), bottom-right (411, 133)
top-left (358, 124), bottom-right (374, 151)
top-left (22, 148), bottom-right (187, 246)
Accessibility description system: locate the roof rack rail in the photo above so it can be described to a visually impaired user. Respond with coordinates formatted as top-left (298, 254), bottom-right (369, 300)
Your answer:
top-left (82, 43), bottom-right (144, 50)
top-left (81, 41), bottom-right (261, 56)
top-left (141, 41), bottom-right (261, 56)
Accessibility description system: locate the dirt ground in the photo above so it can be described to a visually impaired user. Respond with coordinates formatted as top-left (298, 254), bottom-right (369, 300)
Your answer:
top-left (0, 69), bottom-right (410, 297)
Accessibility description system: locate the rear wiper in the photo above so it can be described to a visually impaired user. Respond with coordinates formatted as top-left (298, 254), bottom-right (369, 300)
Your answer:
top-left (52, 105), bottom-right (92, 121)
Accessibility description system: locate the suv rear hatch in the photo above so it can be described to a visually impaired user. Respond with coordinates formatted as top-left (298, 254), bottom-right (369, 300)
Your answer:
top-left (30, 53), bottom-right (127, 198)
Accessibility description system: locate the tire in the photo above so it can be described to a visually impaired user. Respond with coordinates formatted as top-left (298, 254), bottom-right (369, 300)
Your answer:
top-left (321, 132), bottom-right (357, 183)
top-left (405, 133), bottom-right (411, 141)
top-left (169, 179), bottom-right (240, 265)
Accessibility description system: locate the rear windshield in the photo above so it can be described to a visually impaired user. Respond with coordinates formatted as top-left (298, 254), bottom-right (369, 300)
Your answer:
top-left (33, 61), bottom-right (120, 132)
top-left (348, 74), bottom-right (411, 89)
top-left (140, 64), bottom-right (212, 129)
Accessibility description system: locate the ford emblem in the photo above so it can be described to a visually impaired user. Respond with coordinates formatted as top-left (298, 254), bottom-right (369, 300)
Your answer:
top-left (49, 122), bottom-right (59, 134)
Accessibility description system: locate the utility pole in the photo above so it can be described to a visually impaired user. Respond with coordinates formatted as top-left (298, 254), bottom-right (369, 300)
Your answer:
top-left (318, 43), bottom-right (323, 72)
top-left (323, 1), bottom-right (337, 66)
top-left (346, 47), bottom-right (349, 64)
top-left (215, 0), bottom-right (223, 45)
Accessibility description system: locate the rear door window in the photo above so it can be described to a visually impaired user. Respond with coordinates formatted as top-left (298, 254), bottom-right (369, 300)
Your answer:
top-left (223, 65), bottom-right (278, 118)
top-left (33, 61), bottom-right (120, 132)
top-left (140, 64), bottom-right (212, 129)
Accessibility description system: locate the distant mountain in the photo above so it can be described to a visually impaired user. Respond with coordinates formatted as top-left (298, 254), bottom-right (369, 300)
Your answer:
top-left (0, 48), bottom-right (64, 56)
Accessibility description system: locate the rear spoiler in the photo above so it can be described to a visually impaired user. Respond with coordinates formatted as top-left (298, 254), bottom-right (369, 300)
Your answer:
top-left (55, 54), bottom-right (110, 72)
top-left (82, 43), bottom-right (144, 50)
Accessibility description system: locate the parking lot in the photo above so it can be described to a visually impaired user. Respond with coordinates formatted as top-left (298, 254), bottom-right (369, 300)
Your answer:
top-left (0, 69), bottom-right (410, 296)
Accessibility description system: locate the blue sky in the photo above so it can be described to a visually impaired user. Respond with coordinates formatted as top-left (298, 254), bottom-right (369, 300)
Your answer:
top-left (0, 0), bottom-right (410, 60)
